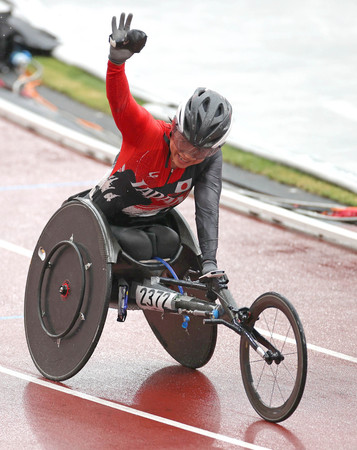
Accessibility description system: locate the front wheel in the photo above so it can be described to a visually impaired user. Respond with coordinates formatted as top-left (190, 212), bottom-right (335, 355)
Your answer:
top-left (239, 292), bottom-right (307, 422)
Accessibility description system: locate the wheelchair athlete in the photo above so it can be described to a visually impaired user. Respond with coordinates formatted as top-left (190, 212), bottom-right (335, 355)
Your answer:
top-left (90, 13), bottom-right (233, 275)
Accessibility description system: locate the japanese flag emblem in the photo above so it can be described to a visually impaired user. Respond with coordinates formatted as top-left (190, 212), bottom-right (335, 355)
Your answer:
top-left (175, 179), bottom-right (192, 193)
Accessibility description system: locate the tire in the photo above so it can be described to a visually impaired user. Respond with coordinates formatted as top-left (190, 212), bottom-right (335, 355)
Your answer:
top-left (239, 292), bottom-right (307, 422)
top-left (24, 200), bottom-right (113, 381)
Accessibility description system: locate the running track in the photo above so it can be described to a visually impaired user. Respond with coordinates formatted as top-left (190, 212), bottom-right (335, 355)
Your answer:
top-left (0, 117), bottom-right (356, 449)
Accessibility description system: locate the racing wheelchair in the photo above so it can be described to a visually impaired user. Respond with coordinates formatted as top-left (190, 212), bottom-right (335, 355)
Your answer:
top-left (24, 195), bottom-right (307, 423)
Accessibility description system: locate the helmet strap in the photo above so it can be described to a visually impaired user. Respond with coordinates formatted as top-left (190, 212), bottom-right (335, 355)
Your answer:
top-left (163, 133), bottom-right (171, 168)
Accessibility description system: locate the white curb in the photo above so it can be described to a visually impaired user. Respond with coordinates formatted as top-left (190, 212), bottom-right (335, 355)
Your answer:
top-left (220, 187), bottom-right (357, 252)
top-left (0, 97), bottom-right (117, 164)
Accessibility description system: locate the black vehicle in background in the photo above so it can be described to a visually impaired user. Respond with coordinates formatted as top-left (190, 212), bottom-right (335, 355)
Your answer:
top-left (0, 0), bottom-right (59, 72)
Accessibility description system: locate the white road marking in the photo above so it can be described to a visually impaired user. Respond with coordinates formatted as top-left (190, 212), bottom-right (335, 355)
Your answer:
top-left (256, 328), bottom-right (357, 364)
top-left (0, 365), bottom-right (270, 450)
top-left (306, 342), bottom-right (357, 363)
top-left (0, 239), bottom-right (32, 258)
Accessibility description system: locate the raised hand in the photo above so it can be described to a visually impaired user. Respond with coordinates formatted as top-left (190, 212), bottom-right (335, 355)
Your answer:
top-left (110, 13), bottom-right (133, 48)
top-left (109, 13), bottom-right (147, 65)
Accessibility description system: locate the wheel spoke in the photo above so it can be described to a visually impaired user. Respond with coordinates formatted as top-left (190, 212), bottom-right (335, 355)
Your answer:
top-left (240, 292), bottom-right (307, 422)
top-left (256, 357), bottom-right (268, 390)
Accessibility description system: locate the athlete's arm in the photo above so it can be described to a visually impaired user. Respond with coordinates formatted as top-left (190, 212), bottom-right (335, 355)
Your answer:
top-left (193, 151), bottom-right (223, 266)
top-left (106, 61), bottom-right (156, 146)
top-left (106, 13), bottom-right (158, 147)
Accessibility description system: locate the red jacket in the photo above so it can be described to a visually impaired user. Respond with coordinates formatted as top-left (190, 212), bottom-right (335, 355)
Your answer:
top-left (92, 61), bottom-right (222, 263)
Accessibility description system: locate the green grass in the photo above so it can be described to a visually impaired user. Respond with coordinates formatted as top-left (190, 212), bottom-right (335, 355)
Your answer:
top-left (34, 56), bottom-right (111, 114)
top-left (223, 144), bottom-right (357, 205)
top-left (33, 56), bottom-right (357, 206)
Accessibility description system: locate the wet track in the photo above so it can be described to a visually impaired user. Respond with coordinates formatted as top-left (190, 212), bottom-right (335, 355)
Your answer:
top-left (1, 116), bottom-right (356, 449)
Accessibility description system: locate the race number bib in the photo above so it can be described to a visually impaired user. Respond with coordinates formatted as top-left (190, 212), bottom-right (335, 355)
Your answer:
top-left (135, 286), bottom-right (177, 311)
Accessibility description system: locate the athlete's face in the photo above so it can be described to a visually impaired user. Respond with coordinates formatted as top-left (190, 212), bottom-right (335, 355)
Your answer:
top-left (170, 126), bottom-right (206, 169)
top-left (170, 137), bottom-right (205, 169)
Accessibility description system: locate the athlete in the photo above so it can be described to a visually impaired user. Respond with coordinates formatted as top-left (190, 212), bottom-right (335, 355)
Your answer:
top-left (91, 13), bottom-right (233, 275)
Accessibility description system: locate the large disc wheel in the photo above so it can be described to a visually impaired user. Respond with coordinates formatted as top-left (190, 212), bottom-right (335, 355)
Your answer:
top-left (143, 246), bottom-right (217, 369)
top-left (239, 292), bottom-right (307, 422)
top-left (24, 200), bottom-right (113, 381)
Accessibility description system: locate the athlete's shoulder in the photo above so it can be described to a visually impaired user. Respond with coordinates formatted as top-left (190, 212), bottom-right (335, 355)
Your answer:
top-left (202, 148), bottom-right (222, 167)
top-left (147, 118), bottom-right (172, 140)
top-left (156, 119), bottom-right (172, 133)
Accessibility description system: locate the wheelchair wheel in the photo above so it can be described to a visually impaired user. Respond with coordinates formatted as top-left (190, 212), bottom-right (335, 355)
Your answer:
top-left (143, 228), bottom-right (217, 369)
top-left (24, 200), bottom-right (114, 381)
top-left (239, 292), bottom-right (307, 422)
top-left (144, 308), bottom-right (217, 369)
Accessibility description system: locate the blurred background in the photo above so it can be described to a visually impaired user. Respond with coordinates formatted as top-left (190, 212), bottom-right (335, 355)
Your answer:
top-left (2, 0), bottom-right (357, 192)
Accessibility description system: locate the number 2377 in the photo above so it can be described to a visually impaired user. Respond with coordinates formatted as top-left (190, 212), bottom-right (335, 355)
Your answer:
top-left (136, 287), bottom-right (175, 310)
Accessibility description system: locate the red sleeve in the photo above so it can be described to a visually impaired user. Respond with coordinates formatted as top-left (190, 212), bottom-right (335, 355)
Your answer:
top-left (106, 61), bottom-right (159, 146)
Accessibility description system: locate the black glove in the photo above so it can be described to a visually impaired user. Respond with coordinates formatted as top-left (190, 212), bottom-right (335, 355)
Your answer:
top-left (109, 13), bottom-right (147, 65)
top-left (202, 260), bottom-right (218, 275)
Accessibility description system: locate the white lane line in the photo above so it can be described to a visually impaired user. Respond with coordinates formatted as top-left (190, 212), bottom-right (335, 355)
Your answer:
top-left (0, 365), bottom-right (270, 450)
top-left (2, 239), bottom-right (356, 364)
top-left (306, 343), bottom-right (357, 363)
top-left (0, 315), bottom-right (23, 320)
top-left (0, 239), bottom-right (32, 258)
top-left (256, 328), bottom-right (357, 364)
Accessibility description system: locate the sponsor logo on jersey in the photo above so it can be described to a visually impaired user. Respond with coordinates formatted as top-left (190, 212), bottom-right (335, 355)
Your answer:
top-left (131, 178), bottom-right (191, 206)
top-left (148, 171), bottom-right (160, 178)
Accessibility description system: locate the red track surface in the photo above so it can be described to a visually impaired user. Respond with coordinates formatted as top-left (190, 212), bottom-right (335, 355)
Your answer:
top-left (1, 116), bottom-right (356, 449)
